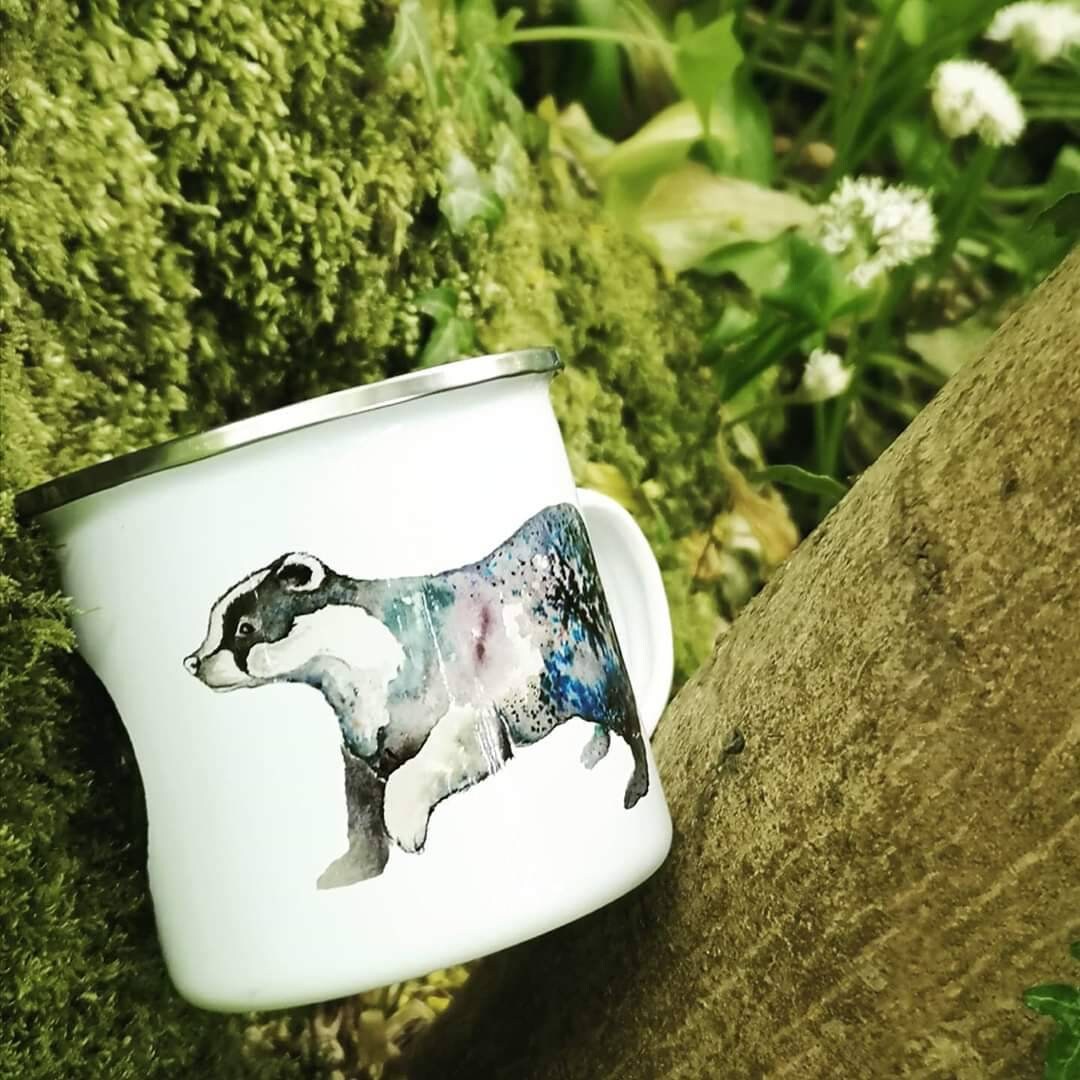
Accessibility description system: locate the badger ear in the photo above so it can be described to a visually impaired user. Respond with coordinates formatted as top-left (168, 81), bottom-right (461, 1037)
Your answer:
top-left (274, 553), bottom-right (326, 591)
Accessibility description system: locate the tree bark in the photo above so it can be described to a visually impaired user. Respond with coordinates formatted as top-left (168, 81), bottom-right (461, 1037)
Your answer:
top-left (406, 247), bottom-right (1080, 1079)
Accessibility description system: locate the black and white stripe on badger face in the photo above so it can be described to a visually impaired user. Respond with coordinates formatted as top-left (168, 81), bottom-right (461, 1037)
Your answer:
top-left (184, 552), bottom-right (335, 690)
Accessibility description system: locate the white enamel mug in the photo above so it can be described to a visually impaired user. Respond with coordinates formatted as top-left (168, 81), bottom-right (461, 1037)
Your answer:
top-left (18, 348), bottom-right (674, 1011)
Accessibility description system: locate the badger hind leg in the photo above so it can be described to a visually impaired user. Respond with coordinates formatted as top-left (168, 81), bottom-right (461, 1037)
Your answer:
top-left (620, 717), bottom-right (650, 809)
top-left (317, 747), bottom-right (390, 890)
top-left (580, 724), bottom-right (611, 769)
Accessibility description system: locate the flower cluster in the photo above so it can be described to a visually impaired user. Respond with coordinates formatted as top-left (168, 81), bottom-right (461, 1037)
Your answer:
top-left (818, 177), bottom-right (938, 287)
top-left (801, 349), bottom-right (852, 401)
top-left (986, 1), bottom-right (1080, 64)
top-left (930, 60), bottom-right (1026, 146)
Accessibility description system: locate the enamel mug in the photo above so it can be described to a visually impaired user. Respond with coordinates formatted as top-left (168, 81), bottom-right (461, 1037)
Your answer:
top-left (17, 348), bottom-right (674, 1011)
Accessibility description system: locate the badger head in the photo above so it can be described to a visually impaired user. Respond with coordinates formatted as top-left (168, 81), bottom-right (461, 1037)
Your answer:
top-left (184, 552), bottom-right (332, 690)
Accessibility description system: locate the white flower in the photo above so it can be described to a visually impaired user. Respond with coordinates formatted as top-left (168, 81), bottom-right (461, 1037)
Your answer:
top-left (930, 60), bottom-right (1026, 146)
top-left (986, 2), bottom-right (1080, 63)
top-left (818, 177), bottom-right (937, 287)
top-left (801, 349), bottom-right (852, 402)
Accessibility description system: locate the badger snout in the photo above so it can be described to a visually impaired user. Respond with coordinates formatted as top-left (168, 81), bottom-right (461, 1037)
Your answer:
top-left (184, 646), bottom-right (257, 690)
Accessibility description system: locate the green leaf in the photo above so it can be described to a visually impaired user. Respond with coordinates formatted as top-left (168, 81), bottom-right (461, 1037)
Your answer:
top-left (761, 234), bottom-right (857, 329)
top-left (750, 465), bottom-right (847, 501)
top-left (387, 0), bottom-right (441, 103)
top-left (907, 319), bottom-right (994, 379)
top-left (490, 126), bottom-right (523, 199)
top-left (895, 0), bottom-right (928, 45)
top-left (540, 98), bottom-right (616, 182)
top-left (702, 304), bottom-right (756, 359)
top-left (1025, 985), bottom-right (1080, 1031)
top-left (727, 77), bottom-right (774, 184)
top-left (416, 286), bottom-right (457, 324)
top-left (687, 75), bottom-right (774, 182)
top-left (1030, 147), bottom-right (1080, 240)
top-left (695, 236), bottom-right (792, 294)
top-left (1071, 942), bottom-right (1080, 963)
top-left (438, 151), bottom-right (505, 234)
top-left (598, 100), bottom-right (735, 186)
top-left (630, 162), bottom-right (815, 274)
top-left (416, 288), bottom-right (477, 368)
top-left (1045, 1026), bottom-right (1080, 1080)
top-left (1034, 192), bottom-right (1080, 239)
top-left (672, 13), bottom-right (743, 142)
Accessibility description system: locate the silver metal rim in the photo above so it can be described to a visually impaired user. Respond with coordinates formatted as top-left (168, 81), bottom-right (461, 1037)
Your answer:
top-left (16, 347), bottom-right (561, 518)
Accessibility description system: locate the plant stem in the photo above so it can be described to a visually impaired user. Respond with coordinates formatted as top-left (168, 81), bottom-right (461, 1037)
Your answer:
top-left (751, 60), bottom-right (832, 94)
top-left (812, 400), bottom-right (828, 476)
top-left (832, 0), bottom-right (849, 147)
top-left (724, 321), bottom-right (808, 401)
top-left (819, 318), bottom-right (861, 479)
top-left (508, 25), bottom-right (666, 51)
top-left (935, 143), bottom-right (997, 274)
top-left (723, 393), bottom-right (802, 429)
top-left (1026, 108), bottom-right (1080, 120)
top-left (983, 184), bottom-right (1046, 204)
top-left (860, 384), bottom-right (920, 420)
top-left (827, 0), bottom-right (906, 184)
top-left (864, 351), bottom-right (946, 387)
top-left (742, 6), bottom-right (834, 39)
top-left (746, 0), bottom-right (793, 65)
top-left (776, 0), bottom-right (831, 119)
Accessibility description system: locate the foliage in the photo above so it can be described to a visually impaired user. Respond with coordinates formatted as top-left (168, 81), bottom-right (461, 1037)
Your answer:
top-left (1025, 942), bottom-right (1080, 1080)
top-left (509, 0), bottom-right (1080, 526)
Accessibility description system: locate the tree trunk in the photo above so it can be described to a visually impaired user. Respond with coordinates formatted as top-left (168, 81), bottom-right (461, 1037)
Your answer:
top-left (407, 248), bottom-right (1080, 1079)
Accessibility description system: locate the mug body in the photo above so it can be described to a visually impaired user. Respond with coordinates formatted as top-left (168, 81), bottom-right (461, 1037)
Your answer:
top-left (38, 356), bottom-right (672, 1010)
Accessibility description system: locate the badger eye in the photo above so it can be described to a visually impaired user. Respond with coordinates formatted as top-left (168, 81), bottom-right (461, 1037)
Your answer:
top-left (237, 620), bottom-right (256, 637)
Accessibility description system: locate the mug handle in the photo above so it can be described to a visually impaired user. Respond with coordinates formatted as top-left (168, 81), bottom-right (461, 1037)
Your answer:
top-left (577, 487), bottom-right (674, 739)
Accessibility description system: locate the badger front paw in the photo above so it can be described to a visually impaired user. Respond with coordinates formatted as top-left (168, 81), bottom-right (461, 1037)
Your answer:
top-left (317, 845), bottom-right (386, 889)
top-left (383, 765), bottom-right (435, 854)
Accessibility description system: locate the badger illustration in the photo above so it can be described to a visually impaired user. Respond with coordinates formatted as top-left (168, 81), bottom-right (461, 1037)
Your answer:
top-left (184, 502), bottom-right (648, 889)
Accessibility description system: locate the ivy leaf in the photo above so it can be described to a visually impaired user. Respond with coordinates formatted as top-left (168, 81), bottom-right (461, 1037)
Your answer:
top-left (387, 0), bottom-right (441, 103)
top-left (438, 151), bottom-right (505, 234)
top-left (416, 286), bottom-right (457, 325)
top-left (1044, 1026), bottom-right (1080, 1080)
top-left (672, 13), bottom-right (743, 143)
top-left (490, 126), bottom-right (524, 199)
top-left (749, 465), bottom-right (847, 502)
top-left (1025, 985), bottom-right (1080, 1032)
top-left (416, 288), bottom-right (477, 368)
top-left (1025, 946), bottom-right (1080, 1079)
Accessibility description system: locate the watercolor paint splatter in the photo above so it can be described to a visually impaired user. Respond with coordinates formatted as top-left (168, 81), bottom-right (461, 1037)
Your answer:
top-left (184, 503), bottom-right (647, 889)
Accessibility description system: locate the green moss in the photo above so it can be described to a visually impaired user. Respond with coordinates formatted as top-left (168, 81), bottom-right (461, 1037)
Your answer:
top-left (0, 0), bottom-right (748, 1073)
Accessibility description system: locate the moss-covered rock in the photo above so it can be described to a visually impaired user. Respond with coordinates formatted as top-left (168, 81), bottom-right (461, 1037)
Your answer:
top-left (0, 0), bottom-right (787, 1074)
